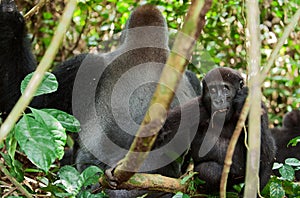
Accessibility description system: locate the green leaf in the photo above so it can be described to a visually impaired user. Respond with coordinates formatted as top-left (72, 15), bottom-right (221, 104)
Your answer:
top-left (15, 110), bottom-right (66, 172)
top-left (180, 172), bottom-right (198, 185)
top-left (0, 153), bottom-right (24, 182)
top-left (43, 12), bottom-right (53, 20)
top-left (30, 108), bottom-right (66, 160)
top-left (233, 183), bottom-right (244, 193)
top-left (285, 158), bottom-right (300, 167)
top-left (41, 109), bottom-right (81, 133)
top-left (6, 129), bottom-right (17, 160)
top-left (15, 115), bottom-right (56, 172)
top-left (270, 182), bottom-right (285, 198)
top-left (80, 166), bottom-right (104, 187)
top-left (21, 72), bottom-right (58, 96)
top-left (57, 166), bottom-right (81, 195)
top-left (172, 192), bottom-right (190, 198)
top-left (56, 165), bottom-right (104, 197)
top-left (279, 164), bottom-right (295, 181)
top-left (272, 162), bottom-right (283, 170)
top-left (288, 136), bottom-right (300, 147)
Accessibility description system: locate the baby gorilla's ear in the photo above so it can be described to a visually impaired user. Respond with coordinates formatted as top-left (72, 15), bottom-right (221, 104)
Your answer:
top-left (239, 79), bottom-right (244, 89)
top-left (283, 109), bottom-right (300, 129)
top-left (232, 86), bottom-right (248, 113)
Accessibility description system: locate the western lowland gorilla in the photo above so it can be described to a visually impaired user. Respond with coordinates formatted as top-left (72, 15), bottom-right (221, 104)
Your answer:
top-left (0, 2), bottom-right (201, 197)
top-left (71, 4), bottom-right (202, 197)
top-left (158, 67), bottom-right (276, 194)
top-left (271, 109), bottom-right (300, 180)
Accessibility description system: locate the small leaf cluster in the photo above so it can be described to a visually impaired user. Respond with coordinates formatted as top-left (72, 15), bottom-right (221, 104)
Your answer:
top-left (262, 158), bottom-right (300, 197)
top-left (1, 72), bottom-right (106, 197)
top-left (47, 165), bottom-right (105, 198)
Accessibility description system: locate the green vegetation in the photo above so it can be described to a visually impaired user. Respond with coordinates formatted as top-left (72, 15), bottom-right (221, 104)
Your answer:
top-left (0, 0), bottom-right (299, 197)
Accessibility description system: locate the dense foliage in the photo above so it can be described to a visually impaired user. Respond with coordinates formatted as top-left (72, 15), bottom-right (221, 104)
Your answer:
top-left (17, 0), bottom-right (299, 126)
top-left (0, 0), bottom-right (299, 197)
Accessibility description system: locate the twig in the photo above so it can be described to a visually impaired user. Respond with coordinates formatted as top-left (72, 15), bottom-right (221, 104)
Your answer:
top-left (24, 0), bottom-right (49, 20)
top-left (0, 161), bottom-right (33, 198)
top-left (68, 10), bottom-right (89, 54)
top-left (260, 7), bottom-right (300, 83)
top-left (0, 0), bottom-right (77, 143)
top-left (220, 4), bottom-right (300, 198)
top-left (220, 98), bottom-right (250, 197)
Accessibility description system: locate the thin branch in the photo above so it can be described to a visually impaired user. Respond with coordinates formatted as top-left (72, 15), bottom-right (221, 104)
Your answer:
top-left (220, 98), bottom-right (250, 197)
top-left (220, 4), bottom-right (300, 198)
top-left (244, 0), bottom-right (262, 196)
top-left (260, 7), bottom-right (300, 83)
top-left (108, 0), bottom-right (212, 185)
top-left (0, 0), bottom-right (77, 143)
top-left (24, 0), bottom-right (49, 20)
top-left (0, 161), bottom-right (33, 198)
top-left (66, 10), bottom-right (90, 56)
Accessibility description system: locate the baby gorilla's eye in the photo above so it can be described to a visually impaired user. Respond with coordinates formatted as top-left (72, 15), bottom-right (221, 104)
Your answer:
top-left (223, 86), bottom-right (229, 91)
top-left (223, 86), bottom-right (230, 95)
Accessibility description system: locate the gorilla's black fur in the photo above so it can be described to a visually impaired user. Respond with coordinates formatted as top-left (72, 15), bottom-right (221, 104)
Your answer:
top-left (272, 109), bottom-right (300, 180)
top-left (0, 0), bottom-right (35, 119)
top-left (159, 67), bottom-right (276, 194)
top-left (0, 2), bottom-right (201, 197)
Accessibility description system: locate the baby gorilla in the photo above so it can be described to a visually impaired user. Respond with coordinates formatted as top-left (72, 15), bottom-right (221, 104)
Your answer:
top-left (272, 109), bottom-right (300, 180)
top-left (158, 67), bottom-right (276, 194)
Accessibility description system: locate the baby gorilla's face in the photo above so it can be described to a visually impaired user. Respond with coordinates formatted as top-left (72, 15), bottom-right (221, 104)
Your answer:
top-left (203, 81), bottom-right (236, 120)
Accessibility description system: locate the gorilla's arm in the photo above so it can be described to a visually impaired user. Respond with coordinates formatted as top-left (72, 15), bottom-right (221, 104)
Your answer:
top-left (0, 0), bottom-right (36, 119)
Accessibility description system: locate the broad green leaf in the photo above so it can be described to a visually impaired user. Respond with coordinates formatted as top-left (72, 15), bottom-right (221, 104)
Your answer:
top-left (41, 109), bottom-right (81, 133)
top-left (57, 166), bottom-right (81, 195)
top-left (30, 108), bottom-right (66, 160)
top-left (80, 166), bottom-right (104, 187)
top-left (15, 108), bottom-right (66, 172)
top-left (270, 182), bottom-right (285, 198)
top-left (15, 114), bottom-right (57, 172)
top-left (285, 158), bottom-right (300, 167)
top-left (21, 72), bottom-right (58, 96)
top-left (279, 164), bottom-right (295, 181)
top-left (57, 165), bottom-right (104, 197)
